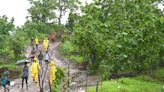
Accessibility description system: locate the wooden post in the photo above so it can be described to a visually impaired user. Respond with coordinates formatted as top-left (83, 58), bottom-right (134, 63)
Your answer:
top-left (49, 80), bottom-right (52, 92)
top-left (67, 61), bottom-right (70, 92)
top-left (40, 62), bottom-right (48, 92)
top-left (101, 77), bottom-right (103, 87)
top-left (96, 81), bottom-right (99, 92)
top-left (85, 72), bottom-right (88, 92)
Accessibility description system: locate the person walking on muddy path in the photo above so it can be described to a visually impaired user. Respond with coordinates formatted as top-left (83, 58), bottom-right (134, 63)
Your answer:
top-left (44, 51), bottom-right (50, 63)
top-left (31, 37), bottom-right (34, 46)
top-left (1, 67), bottom-right (10, 92)
top-left (43, 38), bottom-right (49, 52)
top-left (50, 33), bottom-right (55, 43)
top-left (21, 62), bottom-right (29, 89)
top-left (38, 50), bottom-right (43, 65)
top-left (31, 47), bottom-right (36, 62)
top-left (31, 58), bottom-right (40, 83)
top-left (49, 61), bottom-right (56, 85)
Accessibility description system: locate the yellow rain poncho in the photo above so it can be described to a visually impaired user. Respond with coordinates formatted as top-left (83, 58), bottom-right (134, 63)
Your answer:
top-left (43, 38), bottom-right (49, 51)
top-left (35, 37), bottom-right (39, 45)
top-left (49, 61), bottom-right (56, 85)
top-left (31, 58), bottom-right (40, 82)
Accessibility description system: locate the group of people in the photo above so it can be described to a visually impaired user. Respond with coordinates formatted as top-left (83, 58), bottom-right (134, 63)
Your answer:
top-left (21, 36), bottom-right (57, 90)
top-left (1, 34), bottom-right (57, 92)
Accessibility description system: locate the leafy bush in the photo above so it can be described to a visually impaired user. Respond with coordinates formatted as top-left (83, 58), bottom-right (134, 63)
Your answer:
top-left (69, 55), bottom-right (84, 64)
top-left (154, 68), bottom-right (164, 82)
top-left (37, 33), bottom-right (46, 43)
top-left (59, 40), bottom-right (75, 55)
top-left (52, 67), bottom-right (65, 92)
top-left (0, 61), bottom-right (3, 65)
top-left (59, 40), bottom-right (85, 64)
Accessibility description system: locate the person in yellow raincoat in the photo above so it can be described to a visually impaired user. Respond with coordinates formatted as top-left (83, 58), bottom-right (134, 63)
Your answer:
top-left (31, 58), bottom-right (40, 83)
top-left (43, 38), bottom-right (49, 51)
top-left (49, 61), bottom-right (56, 85)
top-left (35, 36), bottom-right (39, 49)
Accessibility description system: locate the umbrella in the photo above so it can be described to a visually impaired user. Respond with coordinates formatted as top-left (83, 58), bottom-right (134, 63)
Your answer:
top-left (16, 60), bottom-right (30, 65)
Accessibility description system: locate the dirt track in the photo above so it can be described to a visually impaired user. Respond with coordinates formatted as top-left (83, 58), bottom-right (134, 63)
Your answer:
top-left (0, 42), bottom-right (100, 92)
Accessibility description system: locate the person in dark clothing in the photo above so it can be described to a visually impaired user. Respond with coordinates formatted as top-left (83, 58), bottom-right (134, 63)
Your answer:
top-left (22, 62), bottom-right (29, 89)
top-left (31, 37), bottom-right (34, 46)
top-left (31, 47), bottom-right (36, 62)
top-left (38, 51), bottom-right (43, 65)
top-left (1, 67), bottom-right (10, 92)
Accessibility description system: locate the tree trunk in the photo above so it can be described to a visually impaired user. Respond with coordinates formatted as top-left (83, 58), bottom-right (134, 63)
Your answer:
top-left (58, 9), bottom-right (62, 25)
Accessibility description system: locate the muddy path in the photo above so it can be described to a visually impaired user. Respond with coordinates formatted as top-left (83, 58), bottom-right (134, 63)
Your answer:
top-left (0, 45), bottom-right (51, 92)
top-left (0, 42), bottom-right (100, 92)
top-left (50, 43), bottom-right (101, 92)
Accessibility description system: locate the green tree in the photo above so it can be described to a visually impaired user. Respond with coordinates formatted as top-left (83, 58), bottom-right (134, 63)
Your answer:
top-left (10, 30), bottom-right (27, 58)
top-left (73, 0), bottom-right (164, 75)
top-left (28, 0), bottom-right (56, 23)
top-left (66, 12), bottom-right (79, 31)
top-left (0, 16), bottom-right (15, 57)
top-left (55, 0), bottom-right (80, 25)
top-left (28, 0), bottom-right (80, 26)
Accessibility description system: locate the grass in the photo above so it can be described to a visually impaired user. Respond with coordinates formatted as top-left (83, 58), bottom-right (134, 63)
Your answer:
top-left (68, 55), bottom-right (84, 64)
top-left (0, 63), bottom-right (22, 79)
top-left (59, 40), bottom-right (75, 54)
top-left (59, 40), bottom-right (84, 64)
top-left (153, 68), bottom-right (164, 81)
top-left (88, 76), bottom-right (163, 92)
top-left (0, 64), bottom-right (18, 70)
top-left (0, 56), bottom-right (26, 70)
top-left (0, 64), bottom-right (19, 70)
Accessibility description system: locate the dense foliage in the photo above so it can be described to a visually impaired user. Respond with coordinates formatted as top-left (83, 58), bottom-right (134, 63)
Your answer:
top-left (0, 16), bottom-right (19, 60)
top-left (71, 0), bottom-right (164, 76)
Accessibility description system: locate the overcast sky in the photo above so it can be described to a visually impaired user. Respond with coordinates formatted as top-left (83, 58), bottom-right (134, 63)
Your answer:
top-left (0, 0), bottom-right (163, 27)
top-left (0, 0), bottom-right (30, 26)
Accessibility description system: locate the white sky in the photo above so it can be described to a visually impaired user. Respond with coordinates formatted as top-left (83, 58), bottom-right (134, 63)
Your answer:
top-left (0, 0), bottom-right (163, 27)
top-left (0, 0), bottom-right (30, 26)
